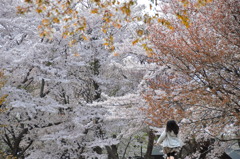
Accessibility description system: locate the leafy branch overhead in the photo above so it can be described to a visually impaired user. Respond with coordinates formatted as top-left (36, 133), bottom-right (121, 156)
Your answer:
top-left (17, 0), bottom-right (137, 52)
top-left (17, 0), bottom-right (215, 54)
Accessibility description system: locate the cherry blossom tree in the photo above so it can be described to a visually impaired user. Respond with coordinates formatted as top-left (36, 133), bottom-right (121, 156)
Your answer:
top-left (0, 0), bottom-right (151, 158)
top-left (143, 0), bottom-right (240, 158)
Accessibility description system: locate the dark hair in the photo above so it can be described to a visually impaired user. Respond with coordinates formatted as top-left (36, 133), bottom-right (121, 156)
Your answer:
top-left (166, 120), bottom-right (179, 135)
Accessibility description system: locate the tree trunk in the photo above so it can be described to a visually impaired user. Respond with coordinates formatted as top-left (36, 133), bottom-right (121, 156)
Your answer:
top-left (106, 145), bottom-right (119, 159)
top-left (122, 136), bottom-right (133, 159)
top-left (40, 78), bottom-right (45, 98)
top-left (2, 127), bottom-right (31, 159)
top-left (144, 129), bottom-right (155, 159)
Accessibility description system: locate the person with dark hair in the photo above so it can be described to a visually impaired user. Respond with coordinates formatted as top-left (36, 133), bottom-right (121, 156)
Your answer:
top-left (155, 120), bottom-right (183, 159)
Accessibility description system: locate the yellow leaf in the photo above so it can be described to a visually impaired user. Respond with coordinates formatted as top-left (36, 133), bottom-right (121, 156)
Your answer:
top-left (64, 18), bottom-right (70, 22)
top-left (61, 4), bottom-right (66, 9)
top-left (132, 39), bottom-right (139, 45)
top-left (53, 17), bottom-right (60, 23)
top-left (142, 43), bottom-right (152, 51)
top-left (64, 25), bottom-right (69, 29)
top-left (120, 5), bottom-right (131, 16)
top-left (69, 39), bottom-right (77, 46)
top-left (113, 23), bottom-right (122, 28)
top-left (103, 17), bottom-right (111, 23)
top-left (73, 22), bottom-right (78, 26)
top-left (66, 9), bottom-right (73, 14)
top-left (17, 6), bottom-right (28, 14)
top-left (100, 4), bottom-right (106, 8)
top-left (157, 18), bottom-right (174, 30)
top-left (109, 35), bottom-right (114, 41)
top-left (42, 6), bottom-right (47, 11)
top-left (168, 26), bottom-right (174, 30)
top-left (110, 46), bottom-right (115, 51)
top-left (129, 0), bottom-right (135, 5)
top-left (82, 35), bottom-right (88, 41)
top-left (147, 51), bottom-right (154, 57)
top-left (144, 16), bottom-right (152, 24)
top-left (176, 13), bottom-right (190, 28)
top-left (112, 0), bottom-right (116, 5)
top-left (91, 8), bottom-right (99, 14)
top-left (113, 52), bottom-right (119, 56)
top-left (196, 0), bottom-right (213, 7)
top-left (180, 0), bottom-right (189, 7)
top-left (35, 8), bottom-right (42, 13)
top-left (102, 29), bottom-right (107, 34)
top-left (136, 29), bottom-right (144, 36)
top-left (38, 25), bottom-right (43, 29)
top-left (142, 43), bottom-right (147, 48)
top-left (136, 16), bottom-right (142, 21)
top-left (36, 0), bottom-right (44, 5)
top-left (39, 30), bottom-right (47, 37)
top-left (74, 53), bottom-right (80, 56)
top-left (0, 94), bottom-right (8, 105)
top-left (42, 19), bottom-right (50, 25)
top-left (76, 26), bottom-right (85, 31)
top-left (62, 31), bottom-right (71, 38)
top-left (25, 0), bottom-right (32, 3)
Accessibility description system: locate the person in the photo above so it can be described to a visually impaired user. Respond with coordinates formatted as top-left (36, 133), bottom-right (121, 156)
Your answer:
top-left (155, 120), bottom-right (183, 159)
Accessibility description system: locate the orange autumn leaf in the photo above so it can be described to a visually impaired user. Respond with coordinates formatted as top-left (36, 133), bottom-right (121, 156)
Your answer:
top-left (91, 8), bottom-right (99, 14)
top-left (42, 19), bottom-right (50, 25)
top-left (53, 17), bottom-right (60, 23)
top-left (132, 39), bottom-right (139, 45)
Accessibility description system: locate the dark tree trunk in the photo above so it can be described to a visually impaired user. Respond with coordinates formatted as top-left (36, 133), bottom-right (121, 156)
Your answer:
top-left (40, 78), bottom-right (45, 98)
top-left (92, 80), bottom-right (101, 100)
top-left (144, 129), bottom-right (155, 159)
top-left (93, 146), bottom-right (102, 155)
top-left (2, 127), bottom-right (32, 159)
top-left (122, 136), bottom-right (133, 159)
top-left (90, 59), bottom-right (101, 101)
top-left (106, 145), bottom-right (119, 159)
